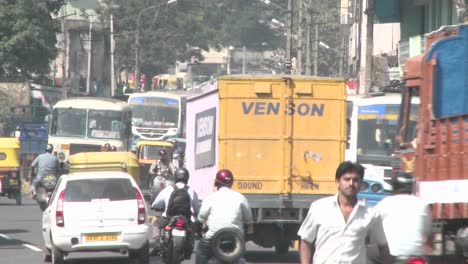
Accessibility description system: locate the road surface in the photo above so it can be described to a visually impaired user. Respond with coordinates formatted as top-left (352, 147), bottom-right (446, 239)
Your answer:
top-left (0, 195), bottom-right (299, 264)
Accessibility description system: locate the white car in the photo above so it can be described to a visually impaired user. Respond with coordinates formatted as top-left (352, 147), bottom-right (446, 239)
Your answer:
top-left (42, 171), bottom-right (152, 264)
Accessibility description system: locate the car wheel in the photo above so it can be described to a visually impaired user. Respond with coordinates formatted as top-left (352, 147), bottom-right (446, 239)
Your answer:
top-left (39, 201), bottom-right (48, 211)
top-left (129, 241), bottom-right (149, 264)
top-left (52, 246), bottom-right (65, 264)
top-left (15, 190), bottom-right (22, 205)
top-left (44, 248), bottom-right (52, 262)
top-left (274, 240), bottom-right (290, 255)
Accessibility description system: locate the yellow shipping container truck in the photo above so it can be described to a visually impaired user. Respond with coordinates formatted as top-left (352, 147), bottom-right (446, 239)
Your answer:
top-left (186, 76), bottom-right (346, 253)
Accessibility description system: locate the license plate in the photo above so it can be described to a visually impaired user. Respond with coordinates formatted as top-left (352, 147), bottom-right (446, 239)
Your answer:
top-left (85, 233), bottom-right (118, 242)
top-left (172, 229), bottom-right (186, 237)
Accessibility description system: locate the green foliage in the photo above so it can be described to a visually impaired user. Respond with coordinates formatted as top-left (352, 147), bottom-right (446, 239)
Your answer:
top-left (312, 0), bottom-right (342, 77)
top-left (0, 0), bottom-right (59, 81)
top-left (98, 0), bottom-right (285, 78)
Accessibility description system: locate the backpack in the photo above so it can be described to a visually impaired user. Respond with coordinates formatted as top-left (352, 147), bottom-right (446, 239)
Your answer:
top-left (166, 185), bottom-right (191, 218)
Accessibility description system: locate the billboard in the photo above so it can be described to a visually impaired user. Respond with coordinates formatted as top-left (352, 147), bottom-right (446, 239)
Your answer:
top-left (195, 107), bottom-right (216, 169)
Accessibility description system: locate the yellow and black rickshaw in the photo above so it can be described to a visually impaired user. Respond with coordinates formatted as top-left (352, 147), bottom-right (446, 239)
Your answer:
top-left (136, 140), bottom-right (174, 189)
top-left (0, 138), bottom-right (22, 205)
top-left (67, 151), bottom-right (142, 186)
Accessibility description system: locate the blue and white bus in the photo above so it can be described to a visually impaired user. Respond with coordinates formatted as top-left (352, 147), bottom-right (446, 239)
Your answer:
top-left (128, 92), bottom-right (186, 140)
top-left (346, 93), bottom-right (419, 192)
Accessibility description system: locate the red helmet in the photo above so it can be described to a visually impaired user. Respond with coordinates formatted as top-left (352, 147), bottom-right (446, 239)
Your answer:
top-left (215, 169), bottom-right (234, 188)
top-left (158, 149), bottom-right (167, 156)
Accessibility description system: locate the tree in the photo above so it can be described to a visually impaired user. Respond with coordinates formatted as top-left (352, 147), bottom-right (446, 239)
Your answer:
top-left (0, 0), bottom-right (61, 81)
top-left (98, 0), bottom-right (285, 81)
top-left (309, 0), bottom-right (342, 77)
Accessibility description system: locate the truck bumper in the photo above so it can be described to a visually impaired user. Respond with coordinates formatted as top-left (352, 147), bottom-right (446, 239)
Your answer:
top-left (244, 194), bottom-right (329, 223)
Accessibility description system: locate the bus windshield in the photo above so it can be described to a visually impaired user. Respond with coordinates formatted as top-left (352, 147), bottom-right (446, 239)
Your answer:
top-left (50, 108), bottom-right (87, 137)
top-left (129, 96), bottom-right (180, 128)
top-left (357, 104), bottom-right (418, 165)
top-left (50, 108), bottom-right (125, 139)
top-left (88, 110), bottom-right (124, 139)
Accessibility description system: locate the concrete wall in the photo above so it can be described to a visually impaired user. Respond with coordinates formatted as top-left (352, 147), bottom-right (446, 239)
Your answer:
top-left (373, 23), bottom-right (400, 55)
top-left (51, 2), bottom-right (110, 97)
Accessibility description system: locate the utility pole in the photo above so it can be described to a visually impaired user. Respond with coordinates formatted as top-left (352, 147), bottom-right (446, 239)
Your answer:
top-left (60, 7), bottom-right (67, 99)
top-left (110, 14), bottom-right (116, 96)
top-left (242, 46), bottom-right (246, 74)
top-left (134, 1), bottom-right (177, 92)
top-left (86, 18), bottom-right (93, 95)
top-left (365, 0), bottom-right (375, 93)
top-left (135, 19), bottom-right (141, 92)
top-left (285, 0), bottom-right (292, 74)
top-left (313, 22), bottom-right (318, 76)
top-left (305, 0), bottom-right (312, 75)
top-left (296, 0), bottom-right (303, 74)
top-left (339, 27), bottom-right (345, 77)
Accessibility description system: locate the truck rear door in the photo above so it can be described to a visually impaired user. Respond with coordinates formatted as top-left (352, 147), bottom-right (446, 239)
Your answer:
top-left (218, 77), bottom-right (345, 196)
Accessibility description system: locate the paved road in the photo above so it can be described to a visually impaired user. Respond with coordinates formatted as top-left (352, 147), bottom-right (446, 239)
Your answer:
top-left (0, 195), bottom-right (299, 264)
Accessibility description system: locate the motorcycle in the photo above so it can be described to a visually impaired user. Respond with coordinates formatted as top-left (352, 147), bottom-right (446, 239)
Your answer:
top-left (159, 215), bottom-right (193, 264)
top-left (149, 171), bottom-right (174, 203)
top-left (35, 175), bottom-right (57, 211)
top-left (207, 228), bottom-right (246, 264)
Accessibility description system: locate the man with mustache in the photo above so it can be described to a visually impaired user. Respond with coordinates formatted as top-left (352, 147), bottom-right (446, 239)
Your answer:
top-left (298, 161), bottom-right (391, 264)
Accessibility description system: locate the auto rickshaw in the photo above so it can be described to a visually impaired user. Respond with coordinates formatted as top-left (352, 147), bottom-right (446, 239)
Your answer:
top-left (67, 151), bottom-right (142, 186)
top-left (136, 140), bottom-right (174, 201)
top-left (0, 138), bottom-right (22, 205)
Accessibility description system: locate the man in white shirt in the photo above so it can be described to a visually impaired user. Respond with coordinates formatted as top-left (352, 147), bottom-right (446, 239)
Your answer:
top-left (373, 194), bottom-right (433, 263)
top-left (298, 161), bottom-right (391, 264)
top-left (151, 168), bottom-right (200, 253)
top-left (196, 169), bottom-right (253, 264)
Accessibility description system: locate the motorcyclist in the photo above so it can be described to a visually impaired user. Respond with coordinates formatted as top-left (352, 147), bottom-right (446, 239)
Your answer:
top-left (195, 169), bottom-right (254, 264)
top-left (149, 149), bottom-right (175, 177)
top-left (151, 168), bottom-right (200, 254)
top-left (172, 145), bottom-right (185, 169)
top-left (30, 144), bottom-right (61, 198)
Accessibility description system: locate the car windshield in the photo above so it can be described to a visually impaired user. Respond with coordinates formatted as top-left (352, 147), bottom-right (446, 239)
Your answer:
top-left (357, 104), bottom-right (418, 163)
top-left (65, 178), bottom-right (135, 202)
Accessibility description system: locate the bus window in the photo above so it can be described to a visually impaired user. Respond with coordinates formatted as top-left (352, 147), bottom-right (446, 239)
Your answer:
top-left (88, 110), bottom-right (124, 139)
top-left (132, 105), bottom-right (178, 128)
top-left (50, 108), bottom-right (87, 137)
top-left (357, 105), bottom-right (400, 157)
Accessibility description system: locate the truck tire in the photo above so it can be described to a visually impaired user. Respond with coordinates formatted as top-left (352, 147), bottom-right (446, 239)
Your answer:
top-left (211, 228), bottom-right (245, 262)
top-left (52, 246), bottom-right (64, 264)
top-left (274, 240), bottom-right (290, 255)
